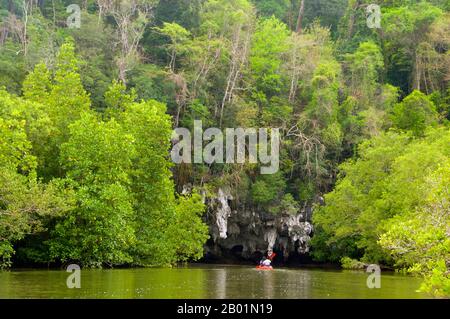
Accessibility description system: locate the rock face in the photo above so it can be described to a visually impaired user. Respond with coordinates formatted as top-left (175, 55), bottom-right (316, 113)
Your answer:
top-left (204, 188), bottom-right (314, 262)
top-left (215, 189), bottom-right (233, 240)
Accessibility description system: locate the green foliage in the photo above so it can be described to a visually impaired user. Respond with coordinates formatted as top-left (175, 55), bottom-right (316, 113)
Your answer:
top-left (21, 39), bottom-right (90, 179)
top-left (0, 41), bottom-right (26, 94)
top-left (0, 116), bottom-right (35, 173)
top-left (45, 86), bottom-right (208, 267)
top-left (169, 193), bottom-right (210, 262)
top-left (279, 193), bottom-right (300, 216)
top-left (0, 37), bottom-right (208, 268)
top-left (48, 111), bottom-right (136, 266)
top-left (382, 3), bottom-right (443, 39)
top-left (345, 41), bottom-right (384, 104)
top-left (67, 11), bottom-right (116, 110)
top-left (379, 163), bottom-right (450, 297)
top-left (313, 127), bottom-right (450, 296)
top-left (340, 257), bottom-right (366, 270)
top-left (201, 0), bottom-right (254, 35)
top-left (0, 100), bottom-right (74, 267)
top-left (250, 16), bottom-right (290, 99)
top-left (250, 173), bottom-right (296, 215)
top-left (154, 0), bottom-right (202, 30)
top-left (382, 2), bottom-right (443, 92)
top-left (252, 0), bottom-right (290, 21)
top-left (22, 63), bottom-right (51, 102)
top-left (104, 81), bottom-right (137, 115)
top-left (391, 90), bottom-right (439, 136)
top-left (313, 128), bottom-right (450, 260)
top-left (251, 173), bottom-right (286, 206)
top-left (297, 58), bottom-right (343, 185)
top-left (430, 88), bottom-right (450, 120)
top-left (154, 22), bottom-right (191, 70)
top-left (156, 22), bottom-right (191, 45)
top-left (115, 95), bottom-right (178, 266)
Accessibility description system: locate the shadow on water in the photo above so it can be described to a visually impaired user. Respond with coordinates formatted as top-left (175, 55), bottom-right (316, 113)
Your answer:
top-left (0, 265), bottom-right (429, 299)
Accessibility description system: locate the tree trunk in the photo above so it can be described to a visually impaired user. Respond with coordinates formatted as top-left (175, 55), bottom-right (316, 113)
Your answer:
top-left (295, 0), bottom-right (305, 34)
top-left (412, 51), bottom-right (421, 91)
top-left (21, 0), bottom-right (29, 56)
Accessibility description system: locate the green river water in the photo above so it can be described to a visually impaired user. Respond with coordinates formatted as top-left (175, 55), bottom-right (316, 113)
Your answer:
top-left (0, 264), bottom-right (429, 299)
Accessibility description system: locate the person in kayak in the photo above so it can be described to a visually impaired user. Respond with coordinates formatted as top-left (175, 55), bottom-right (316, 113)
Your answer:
top-left (260, 258), bottom-right (271, 267)
top-left (259, 251), bottom-right (276, 267)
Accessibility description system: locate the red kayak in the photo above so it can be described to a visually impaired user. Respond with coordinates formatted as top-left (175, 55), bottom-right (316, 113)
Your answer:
top-left (256, 265), bottom-right (273, 270)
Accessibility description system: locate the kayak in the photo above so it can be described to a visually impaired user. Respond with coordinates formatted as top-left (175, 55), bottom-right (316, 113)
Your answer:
top-left (256, 265), bottom-right (273, 270)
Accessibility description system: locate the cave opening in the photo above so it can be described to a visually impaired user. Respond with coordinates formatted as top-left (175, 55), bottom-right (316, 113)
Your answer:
top-left (230, 245), bottom-right (244, 256)
top-left (282, 240), bottom-right (313, 265)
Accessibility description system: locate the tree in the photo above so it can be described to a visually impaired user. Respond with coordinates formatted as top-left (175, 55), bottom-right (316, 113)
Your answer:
top-left (21, 39), bottom-right (91, 180)
top-left (312, 127), bottom-right (450, 276)
top-left (168, 193), bottom-right (210, 262)
top-left (295, 0), bottom-right (305, 33)
top-left (345, 41), bottom-right (384, 105)
top-left (249, 16), bottom-right (290, 117)
top-left (217, 2), bottom-right (254, 127)
top-left (98, 0), bottom-right (155, 85)
top-left (338, 41), bottom-right (390, 149)
top-left (1, 40), bottom-right (209, 268)
top-left (415, 13), bottom-right (450, 94)
top-left (155, 22), bottom-right (191, 73)
top-left (107, 81), bottom-right (208, 265)
top-left (49, 111), bottom-right (137, 267)
top-left (67, 11), bottom-right (117, 110)
top-left (0, 90), bottom-right (74, 268)
top-left (382, 2), bottom-right (443, 92)
top-left (115, 91), bottom-right (177, 265)
top-left (391, 90), bottom-right (439, 136)
top-left (154, 21), bottom-right (191, 126)
top-left (295, 59), bottom-right (342, 186)
top-left (380, 162), bottom-right (450, 297)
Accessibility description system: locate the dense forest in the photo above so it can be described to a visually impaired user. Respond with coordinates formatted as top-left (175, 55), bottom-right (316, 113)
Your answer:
top-left (0, 0), bottom-right (449, 297)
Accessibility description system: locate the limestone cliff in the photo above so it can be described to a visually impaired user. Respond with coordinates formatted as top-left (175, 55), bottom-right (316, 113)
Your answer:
top-left (203, 188), bottom-right (315, 263)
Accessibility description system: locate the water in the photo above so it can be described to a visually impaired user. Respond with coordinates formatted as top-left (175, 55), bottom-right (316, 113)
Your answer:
top-left (0, 264), bottom-right (429, 299)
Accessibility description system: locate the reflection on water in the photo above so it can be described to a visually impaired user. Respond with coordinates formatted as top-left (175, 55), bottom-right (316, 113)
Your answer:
top-left (0, 265), bottom-right (429, 299)
top-left (215, 269), bottom-right (226, 299)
